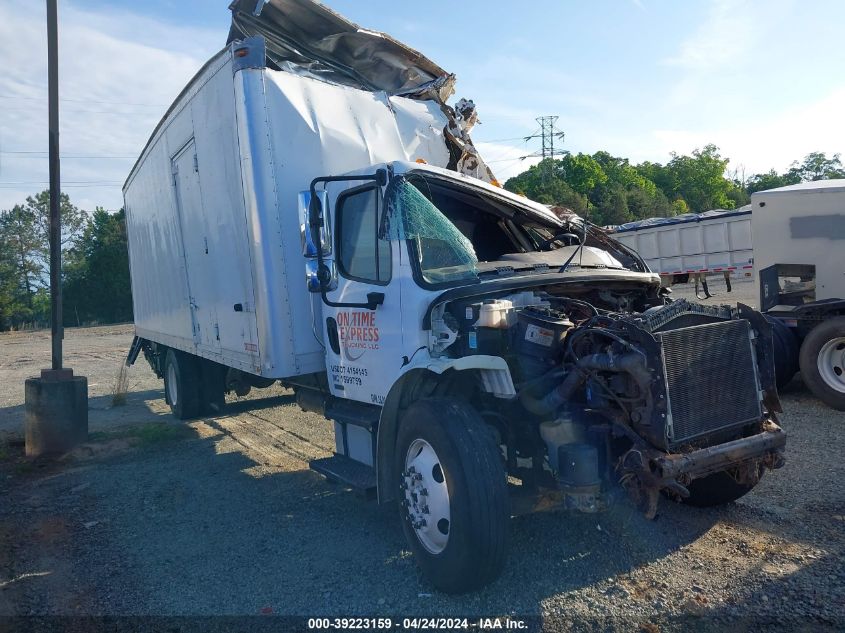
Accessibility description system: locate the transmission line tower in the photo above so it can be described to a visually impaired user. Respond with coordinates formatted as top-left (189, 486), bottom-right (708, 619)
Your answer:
top-left (524, 116), bottom-right (566, 161)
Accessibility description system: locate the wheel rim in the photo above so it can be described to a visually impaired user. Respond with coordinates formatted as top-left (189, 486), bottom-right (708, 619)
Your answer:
top-left (402, 439), bottom-right (450, 554)
top-left (166, 363), bottom-right (179, 406)
top-left (817, 337), bottom-right (845, 393)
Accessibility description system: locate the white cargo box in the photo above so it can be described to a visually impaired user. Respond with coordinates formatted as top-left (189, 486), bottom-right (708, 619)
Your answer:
top-left (123, 38), bottom-right (453, 379)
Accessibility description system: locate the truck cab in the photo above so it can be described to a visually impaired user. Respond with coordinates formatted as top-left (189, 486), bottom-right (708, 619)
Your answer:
top-left (294, 160), bottom-right (786, 592)
top-left (307, 161), bottom-right (646, 407)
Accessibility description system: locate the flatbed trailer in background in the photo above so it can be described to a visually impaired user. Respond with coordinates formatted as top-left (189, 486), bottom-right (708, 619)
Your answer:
top-left (609, 208), bottom-right (753, 298)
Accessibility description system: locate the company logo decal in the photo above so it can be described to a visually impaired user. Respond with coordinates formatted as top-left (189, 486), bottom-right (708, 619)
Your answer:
top-left (336, 310), bottom-right (380, 361)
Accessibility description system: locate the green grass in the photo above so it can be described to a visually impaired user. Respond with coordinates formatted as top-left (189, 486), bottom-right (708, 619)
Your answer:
top-left (89, 422), bottom-right (193, 447)
top-left (111, 363), bottom-right (129, 407)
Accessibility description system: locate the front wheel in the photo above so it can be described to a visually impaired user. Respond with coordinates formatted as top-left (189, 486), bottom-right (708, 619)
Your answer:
top-left (799, 317), bottom-right (845, 410)
top-left (682, 467), bottom-right (762, 507)
top-left (395, 398), bottom-right (509, 593)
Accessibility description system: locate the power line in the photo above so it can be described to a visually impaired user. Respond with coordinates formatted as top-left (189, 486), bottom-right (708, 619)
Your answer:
top-left (0, 180), bottom-right (122, 186)
top-left (477, 130), bottom-right (541, 164)
top-left (0, 94), bottom-right (167, 108)
top-left (5, 106), bottom-right (161, 115)
top-left (0, 184), bottom-right (122, 189)
top-left (2, 152), bottom-right (136, 159)
top-left (475, 135), bottom-right (533, 144)
top-left (487, 156), bottom-right (530, 164)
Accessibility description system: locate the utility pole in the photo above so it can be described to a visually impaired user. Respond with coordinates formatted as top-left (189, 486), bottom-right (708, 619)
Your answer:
top-left (24, 0), bottom-right (88, 457)
top-left (47, 0), bottom-right (62, 370)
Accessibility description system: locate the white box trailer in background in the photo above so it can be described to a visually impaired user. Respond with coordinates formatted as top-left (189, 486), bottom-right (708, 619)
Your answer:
top-left (751, 180), bottom-right (845, 410)
top-left (610, 208), bottom-right (754, 297)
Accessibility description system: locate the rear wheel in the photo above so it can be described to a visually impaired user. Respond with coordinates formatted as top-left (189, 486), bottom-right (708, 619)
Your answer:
top-left (163, 349), bottom-right (201, 420)
top-left (395, 398), bottom-right (509, 593)
top-left (799, 317), bottom-right (845, 411)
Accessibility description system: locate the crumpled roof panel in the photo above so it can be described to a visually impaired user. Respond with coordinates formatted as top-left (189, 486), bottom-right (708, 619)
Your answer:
top-left (228, 0), bottom-right (449, 94)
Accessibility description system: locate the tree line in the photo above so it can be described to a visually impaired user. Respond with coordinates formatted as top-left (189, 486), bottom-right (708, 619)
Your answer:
top-left (505, 146), bottom-right (845, 226)
top-left (0, 192), bottom-right (132, 331)
top-left (1, 146), bottom-right (843, 330)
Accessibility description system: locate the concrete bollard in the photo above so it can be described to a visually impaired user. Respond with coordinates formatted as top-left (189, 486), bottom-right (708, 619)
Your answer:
top-left (24, 369), bottom-right (88, 457)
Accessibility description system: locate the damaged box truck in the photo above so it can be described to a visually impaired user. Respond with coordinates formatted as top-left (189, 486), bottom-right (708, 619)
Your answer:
top-left (124, 0), bottom-right (786, 592)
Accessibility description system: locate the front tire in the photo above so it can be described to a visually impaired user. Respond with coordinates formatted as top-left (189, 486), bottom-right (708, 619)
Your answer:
top-left (799, 317), bottom-right (845, 410)
top-left (395, 398), bottom-right (509, 593)
top-left (163, 349), bottom-right (201, 420)
top-left (682, 468), bottom-right (762, 507)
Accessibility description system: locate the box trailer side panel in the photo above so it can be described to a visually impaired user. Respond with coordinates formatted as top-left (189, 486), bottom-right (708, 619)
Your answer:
top-left (242, 69), bottom-right (451, 376)
top-left (125, 50), bottom-right (262, 374)
top-left (126, 40), bottom-right (456, 379)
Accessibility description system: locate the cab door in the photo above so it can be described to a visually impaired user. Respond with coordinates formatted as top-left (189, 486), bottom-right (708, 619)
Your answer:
top-left (320, 180), bottom-right (405, 406)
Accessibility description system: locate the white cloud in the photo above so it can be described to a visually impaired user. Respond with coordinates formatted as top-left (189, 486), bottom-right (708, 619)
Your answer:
top-left (664, 0), bottom-right (754, 71)
top-left (651, 86), bottom-right (845, 174)
top-left (662, 0), bottom-right (795, 109)
top-left (0, 0), bottom-right (219, 211)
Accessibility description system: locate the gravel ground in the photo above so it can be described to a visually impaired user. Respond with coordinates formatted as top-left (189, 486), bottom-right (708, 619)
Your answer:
top-left (0, 324), bottom-right (163, 443)
top-left (669, 276), bottom-right (758, 308)
top-left (0, 308), bottom-right (843, 630)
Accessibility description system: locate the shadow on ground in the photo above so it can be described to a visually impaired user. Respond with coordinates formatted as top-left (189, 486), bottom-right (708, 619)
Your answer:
top-left (0, 394), bottom-right (720, 618)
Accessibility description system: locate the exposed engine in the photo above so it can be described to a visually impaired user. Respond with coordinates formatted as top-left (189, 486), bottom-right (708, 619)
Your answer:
top-left (433, 290), bottom-right (786, 518)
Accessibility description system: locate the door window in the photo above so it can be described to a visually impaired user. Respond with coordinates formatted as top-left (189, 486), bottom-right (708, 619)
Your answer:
top-left (336, 185), bottom-right (391, 284)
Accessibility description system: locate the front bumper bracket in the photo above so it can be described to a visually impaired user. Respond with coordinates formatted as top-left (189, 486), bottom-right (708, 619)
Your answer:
top-left (654, 420), bottom-right (786, 481)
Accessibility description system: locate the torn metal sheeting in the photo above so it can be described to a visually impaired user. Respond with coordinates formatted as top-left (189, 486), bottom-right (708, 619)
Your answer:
top-left (228, 0), bottom-right (448, 95)
top-left (227, 0), bottom-right (497, 184)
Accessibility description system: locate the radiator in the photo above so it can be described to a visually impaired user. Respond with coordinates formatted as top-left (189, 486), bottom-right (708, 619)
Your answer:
top-left (657, 319), bottom-right (762, 447)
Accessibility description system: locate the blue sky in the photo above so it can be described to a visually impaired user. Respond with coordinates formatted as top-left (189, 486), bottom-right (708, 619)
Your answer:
top-left (2, 0), bottom-right (845, 211)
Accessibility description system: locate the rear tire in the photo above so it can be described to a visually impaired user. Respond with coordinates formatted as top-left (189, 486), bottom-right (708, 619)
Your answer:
top-left (799, 317), bottom-right (845, 411)
top-left (395, 398), bottom-right (509, 593)
top-left (163, 349), bottom-right (201, 420)
top-left (683, 468), bottom-right (762, 507)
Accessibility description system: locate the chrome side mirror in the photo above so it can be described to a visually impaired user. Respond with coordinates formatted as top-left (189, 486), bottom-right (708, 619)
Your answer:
top-left (298, 190), bottom-right (331, 257)
top-left (306, 258), bottom-right (337, 293)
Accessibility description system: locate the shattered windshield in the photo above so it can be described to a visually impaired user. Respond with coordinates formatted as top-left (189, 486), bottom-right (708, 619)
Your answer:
top-left (382, 174), bottom-right (642, 283)
top-left (383, 178), bottom-right (479, 285)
